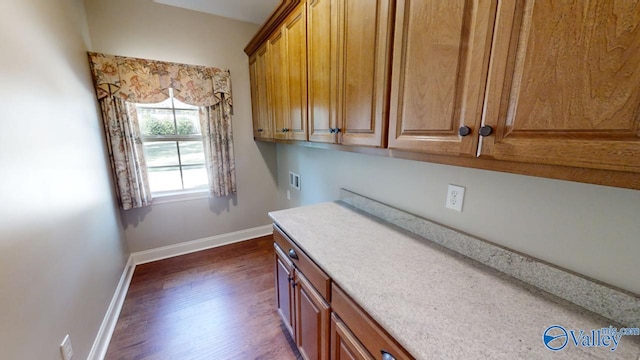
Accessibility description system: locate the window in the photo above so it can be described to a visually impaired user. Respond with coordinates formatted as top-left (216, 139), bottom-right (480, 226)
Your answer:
top-left (136, 89), bottom-right (208, 194)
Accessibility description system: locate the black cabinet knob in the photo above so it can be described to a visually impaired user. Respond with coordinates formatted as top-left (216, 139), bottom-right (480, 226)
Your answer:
top-left (257, 128), bottom-right (263, 132)
top-left (329, 128), bottom-right (335, 133)
top-left (479, 125), bottom-right (493, 137)
top-left (335, 128), bottom-right (341, 133)
top-left (288, 249), bottom-right (298, 260)
top-left (458, 126), bottom-right (471, 137)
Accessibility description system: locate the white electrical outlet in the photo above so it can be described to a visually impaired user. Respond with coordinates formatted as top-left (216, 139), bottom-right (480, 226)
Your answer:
top-left (287, 189), bottom-right (291, 200)
top-left (446, 184), bottom-right (465, 212)
top-left (60, 335), bottom-right (73, 360)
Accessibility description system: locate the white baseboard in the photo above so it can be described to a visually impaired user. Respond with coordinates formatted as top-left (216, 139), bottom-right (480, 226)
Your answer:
top-left (88, 224), bottom-right (273, 359)
top-left (130, 224), bottom-right (273, 265)
top-left (87, 255), bottom-right (135, 360)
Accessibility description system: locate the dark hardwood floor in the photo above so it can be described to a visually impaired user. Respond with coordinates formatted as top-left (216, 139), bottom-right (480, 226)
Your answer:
top-left (105, 236), bottom-right (301, 360)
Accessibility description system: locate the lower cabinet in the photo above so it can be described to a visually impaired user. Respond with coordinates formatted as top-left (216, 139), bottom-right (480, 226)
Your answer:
top-left (331, 313), bottom-right (374, 360)
top-left (295, 270), bottom-right (330, 360)
top-left (273, 225), bottom-right (413, 360)
top-left (274, 244), bottom-right (295, 337)
top-left (274, 232), bottom-right (330, 360)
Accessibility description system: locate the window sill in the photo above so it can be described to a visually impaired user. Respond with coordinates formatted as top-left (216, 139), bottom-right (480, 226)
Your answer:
top-left (152, 189), bottom-right (209, 205)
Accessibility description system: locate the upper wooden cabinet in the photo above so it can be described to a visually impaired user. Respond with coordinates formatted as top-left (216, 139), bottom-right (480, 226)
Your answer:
top-left (269, 27), bottom-right (289, 140)
top-left (308, 0), bottom-right (394, 147)
top-left (249, 44), bottom-right (273, 140)
top-left (271, 5), bottom-right (309, 141)
top-left (480, 0), bottom-right (640, 173)
top-left (307, 0), bottom-right (338, 143)
top-left (336, 0), bottom-right (394, 147)
top-left (247, 0), bottom-right (640, 189)
top-left (388, 0), bottom-right (496, 155)
top-left (285, 5), bottom-right (309, 141)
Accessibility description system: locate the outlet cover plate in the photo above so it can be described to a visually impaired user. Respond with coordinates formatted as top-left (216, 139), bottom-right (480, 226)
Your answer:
top-left (446, 185), bottom-right (465, 212)
top-left (60, 334), bottom-right (73, 360)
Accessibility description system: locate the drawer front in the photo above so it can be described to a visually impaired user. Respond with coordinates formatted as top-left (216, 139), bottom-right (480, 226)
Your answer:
top-left (273, 225), bottom-right (331, 301)
top-left (331, 284), bottom-right (413, 360)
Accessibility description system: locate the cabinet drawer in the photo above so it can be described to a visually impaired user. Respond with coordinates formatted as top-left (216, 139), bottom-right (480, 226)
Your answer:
top-left (331, 284), bottom-right (413, 360)
top-left (273, 225), bottom-right (331, 301)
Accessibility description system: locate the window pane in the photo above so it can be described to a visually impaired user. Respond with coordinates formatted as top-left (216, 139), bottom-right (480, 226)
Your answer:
top-left (179, 141), bottom-right (205, 165)
top-left (183, 165), bottom-right (208, 190)
top-left (173, 96), bottom-right (199, 110)
top-left (138, 108), bottom-right (177, 136)
top-left (135, 97), bottom-right (172, 108)
top-left (176, 110), bottom-right (201, 135)
top-left (143, 142), bottom-right (179, 167)
top-left (148, 166), bottom-right (183, 193)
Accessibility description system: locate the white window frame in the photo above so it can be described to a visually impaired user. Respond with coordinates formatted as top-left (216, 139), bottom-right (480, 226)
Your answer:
top-left (137, 89), bottom-right (208, 198)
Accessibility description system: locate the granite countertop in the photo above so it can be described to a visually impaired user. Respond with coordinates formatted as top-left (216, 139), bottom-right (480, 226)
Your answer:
top-left (269, 201), bottom-right (640, 360)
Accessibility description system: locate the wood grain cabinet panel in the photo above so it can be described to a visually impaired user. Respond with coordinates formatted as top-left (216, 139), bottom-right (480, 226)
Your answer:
top-left (269, 28), bottom-right (289, 140)
top-left (480, 0), bottom-right (640, 172)
top-left (285, 5), bottom-right (309, 141)
top-left (331, 313), bottom-right (374, 360)
top-left (249, 44), bottom-right (273, 139)
top-left (388, 0), bottom-right (497, 155)
top-left (336, 0), bottom-right (394, 147)
top-left (295, 271), bottom-right (330, 360)
top-left (308, 0), bottom-right (339, 143)
top-left (275, 243), bottom-right (295, 338)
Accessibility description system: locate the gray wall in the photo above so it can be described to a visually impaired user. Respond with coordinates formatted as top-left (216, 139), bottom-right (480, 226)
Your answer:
top-left (0, 0), bottom-right (128, 359)
top-left (277, 144), bottom-right (640, 295)
top-left (84, 0), bottom-right (279, 252)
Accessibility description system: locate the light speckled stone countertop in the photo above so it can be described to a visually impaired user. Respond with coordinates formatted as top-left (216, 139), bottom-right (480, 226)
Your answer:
top-left (269, 202), bottom-right (640, 360)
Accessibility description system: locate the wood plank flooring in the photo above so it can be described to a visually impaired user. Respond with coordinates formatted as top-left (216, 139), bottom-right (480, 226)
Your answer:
top-left (105, 236), bottom-right (301, 360)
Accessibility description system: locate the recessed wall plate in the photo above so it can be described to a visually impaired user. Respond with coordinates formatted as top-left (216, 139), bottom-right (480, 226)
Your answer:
top-left (289, 171), bottom-right (301, 190)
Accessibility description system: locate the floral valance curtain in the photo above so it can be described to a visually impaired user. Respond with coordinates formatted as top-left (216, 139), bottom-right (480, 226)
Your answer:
top-left (88, 52), bottom-right (232, 107)
top-left (88, 52), bottom-right (236, 210)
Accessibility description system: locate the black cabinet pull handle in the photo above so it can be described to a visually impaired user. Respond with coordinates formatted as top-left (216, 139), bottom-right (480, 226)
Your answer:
top-left (458, 126), bottom-right (471, 137)
top-left (381, 350), bottom-right (396, 360)
top-left (335, 128), bottom-right (341, 133)
top-left (288, 249), bottom-right (298, 260)
top-left (479, 125), bottom-right (493, 137)
top-left (329, 128), bottom-right (335, 133)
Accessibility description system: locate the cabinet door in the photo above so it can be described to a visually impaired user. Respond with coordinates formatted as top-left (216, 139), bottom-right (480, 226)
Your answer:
top-left (388, 0), bottom-right (496, 155)
top-left (275, 244), bottom-right (295, 338)
top-left (480, 0), bottom-right (640, 172)
top-left (308, 0), bottom-right (338, 143)
top-left (270, 28), bottom-right (289, 140)
top-left (250, 44), bottom-right (273, 140)
top-left (249, 52), bottom-right (261, 138)
top-left (336, 0), bottom-right (394, 147)
top-left (285, 5), bottom-right (309, 141)
top-left (295, 270), bottom-right (330, 360)
top-left (330, 313), bottom-right (374, 360)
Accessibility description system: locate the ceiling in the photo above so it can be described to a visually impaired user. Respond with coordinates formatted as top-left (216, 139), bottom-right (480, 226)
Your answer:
top-left (154, 0), bottom-right (280, 25)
